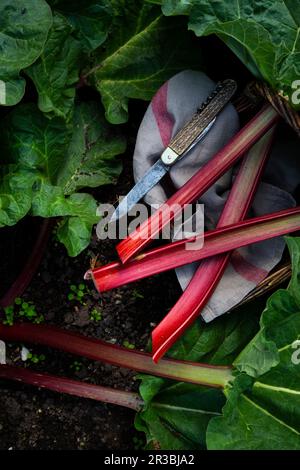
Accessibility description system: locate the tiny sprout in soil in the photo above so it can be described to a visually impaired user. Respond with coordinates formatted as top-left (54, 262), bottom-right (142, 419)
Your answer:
top-left (70, 361), bottom-right (83, 372)
top-left (2, 298), bottom-right (44, 326)
top-left (26, 352), bottom-right (46, 364)
top-left (68, 284), bottom-right (89, 304)
top-left (90, 308), bottom-right (102, 322)
top-left (131, 289), bottom-right (144, 300)
top-left (123, 340), bottom-right (135, 350)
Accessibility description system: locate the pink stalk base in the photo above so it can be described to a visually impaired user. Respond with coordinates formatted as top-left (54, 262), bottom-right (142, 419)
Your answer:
top-left (0, 365), bottom-right (143, 411)
top-left (90, 206), bottom-right (300, 292)
top-left (0, 323), bottom-right (232, 387)
top-left (117, 105), bottom-right (279, 263)
top-left (152, 127), bottom-right (276, 361)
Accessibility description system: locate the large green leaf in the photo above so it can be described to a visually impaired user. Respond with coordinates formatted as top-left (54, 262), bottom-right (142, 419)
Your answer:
top-left (0, 166), bottom-right (34, 226)
top-left (25, 13), bottom-right (82, 121)
top-left (1, 103), bottom-right (69, 175)
top-left (136, 307), bottom-right (259, 449)
top-left (91, 0), bottom-right (202, 124)
top-left (0, 0), bottom-right (52, 106)
top-left (26, 2), bottom-right (112, 121)
top-left (232, 288), bottom-right (300, 377)
top-left (136, 380), bottom-right (224, 450)
top-left (57, 102), bottom-right (124, 194)
top-left (0, 102), bottom-right (125, 256)
top-left (157, 0), bottom-right (300, 109)
top-left (233, 237), bottom-right (300, 378)
top-left (158, 0), bottom-right (193, 16)
top-left (207, 237), bottom-right (300, 450)
top-left (207, 372), bottom-right (300, 450)
top-left (48, 0), bottom-right (112, 51)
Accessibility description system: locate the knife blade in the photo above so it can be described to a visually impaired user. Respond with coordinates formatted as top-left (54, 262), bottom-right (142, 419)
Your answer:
top-left (110, 79), bottom-right (237, 222)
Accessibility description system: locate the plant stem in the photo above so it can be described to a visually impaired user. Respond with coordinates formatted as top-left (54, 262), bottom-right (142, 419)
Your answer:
top-left (0, 324), bottom-right (233, 388)
top-left (152, 126), bottom-right (276, 361)
top-left (0, 219), bottom-right (52, 308)
top-left (116, 105), bottom-right (279, 263)
top-left (0, 365), bottom-right (143, 411)
top-left (89, 206), bottom-right (300, 292)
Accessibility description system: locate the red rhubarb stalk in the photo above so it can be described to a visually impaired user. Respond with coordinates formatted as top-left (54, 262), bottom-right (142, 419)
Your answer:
top-left (117, 105), bottom-right (279, 263)
top-left (0, 219), bottom-right (52, 308)
top-left (0, 323), bottom-right (232, 388)
top-left (0, 365), bottom-right (143, 411)
top-left (152, 127), bottom-right (276, 362)
top-left (90, 206), bottom-right (300, 291)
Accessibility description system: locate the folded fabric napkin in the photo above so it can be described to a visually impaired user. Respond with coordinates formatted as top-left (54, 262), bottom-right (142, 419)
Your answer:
top-left (133, 70), bottom-right (297, 322)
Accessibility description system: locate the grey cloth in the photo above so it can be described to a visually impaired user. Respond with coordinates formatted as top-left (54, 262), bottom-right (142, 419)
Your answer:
top-left (133, 70), bottom-right (297, 322)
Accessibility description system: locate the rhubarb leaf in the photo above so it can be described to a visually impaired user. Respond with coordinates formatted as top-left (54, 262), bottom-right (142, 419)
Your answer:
top-left (233, 237), bottom-right (300, 378)
top-left (136, 307), bottom-right (259, 449)
top-left (0, 0), bottom-right (52, 106)
top-left (207, 237), bottom-right (300, 450)
top-left (0, 102), bottom-right (124, 255)
top-left (31, 183), bottom-right (99, 257)
top-left (232, 288), bottom-right (299, 378)
top-left (158, 0), bottom-right (300, 109)
top-left (136, 381), bottom-right (224, 450)
top-left (207, 372), bottom-right (300, 450)
top-left (1, 104), bottom-right (70, 174)
top-left (25, 2), bottom-right (112, 121)
top-left (57, 101), bottom-right (125, 194)
top-left (56, 203), bottom-right (98, 258)
top-left (91, 0), bottom-right (201, 124)
top-left (159, 0), bottom-right (192, 16)
top-left (0, 166), bottom-right (34, 226)
top-left (48, 0), bottom-right (112, 51)
top-left (25, 13), bottom-right (82, 121)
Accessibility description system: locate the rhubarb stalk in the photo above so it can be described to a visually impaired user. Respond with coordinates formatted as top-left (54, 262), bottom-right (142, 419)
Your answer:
top-left (0, 219), bottom-right (52, 308)
top-left (0, 324), bottom-right (232, 388)
top-left (117, 105), bottom-right (279, 263)
top-left (0, 365), bottom-right (143, 411)
top-left (152, 126), bottom-right (276, 361)
top-left (89, 206), bottom-right (300, 291)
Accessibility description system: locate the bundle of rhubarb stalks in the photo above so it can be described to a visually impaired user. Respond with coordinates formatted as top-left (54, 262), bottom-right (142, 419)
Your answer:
top-left (87, 103), bottom-right (300, 361)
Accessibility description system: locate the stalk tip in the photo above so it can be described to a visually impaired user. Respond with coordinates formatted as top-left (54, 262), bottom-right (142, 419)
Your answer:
top-left (84, 269), bottom-right (92, 280)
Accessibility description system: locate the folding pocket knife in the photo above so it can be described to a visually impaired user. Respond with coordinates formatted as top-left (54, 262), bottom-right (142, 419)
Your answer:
top-left (110, 79), bottom-right (237, 222)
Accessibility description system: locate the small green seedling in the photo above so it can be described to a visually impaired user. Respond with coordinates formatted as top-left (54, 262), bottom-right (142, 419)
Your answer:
top-left (123, 340), bottom-right (135, 350)
top-left (68, 283), bottom-right (89, 305)
top-left (90, 307), bottom-right (102, 322)
top-left (70, 360), bottom-right (82, 372)
top-left (16, 298), bottom-right (44, 323)
top-left (3, 305), bottom-right (14, 326)
top-left (131, 289), bottom-right (144, 300)
top-left (2, 298), bottom-right (44, 326)
top-left (27, 352), bottom-right (46, 364)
